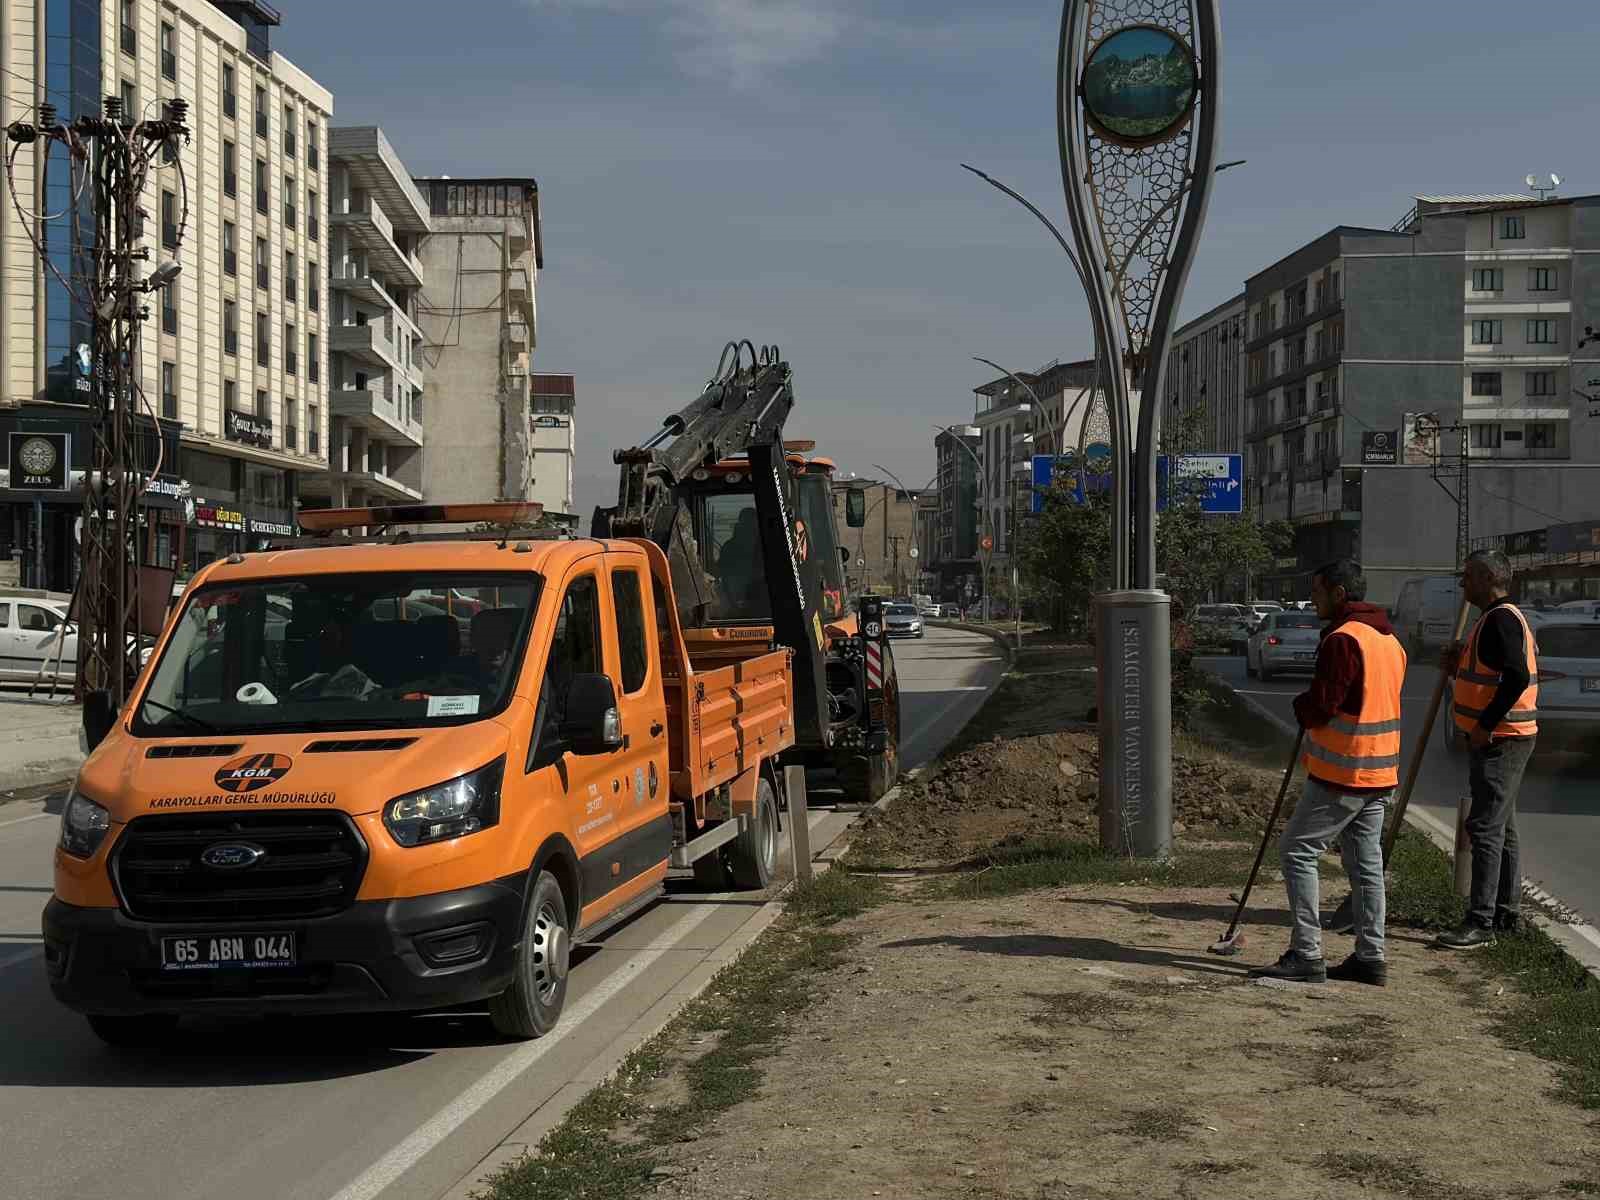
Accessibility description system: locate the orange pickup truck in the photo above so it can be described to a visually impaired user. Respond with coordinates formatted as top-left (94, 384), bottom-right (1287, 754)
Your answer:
top-left (45, 508), bottom-right (796, 1045)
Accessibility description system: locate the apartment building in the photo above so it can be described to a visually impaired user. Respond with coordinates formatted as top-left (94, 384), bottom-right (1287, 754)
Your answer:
top-left (1165, 293), bottom-right (1245, 455)
top-left (0, 0), bottom-right (331, 586)
top-left (412, 176), bottom-right (542, 506)
top-left (1243, 196), bottom-right (1600, 603)
top-left (930, 424), bottom-right (980, 602)
top-left (830, 478), bottom-right (919, 597)
top-left (529, 372), bottom-right (576, 520)
top-left (303, 125), bottom-right (428, 510)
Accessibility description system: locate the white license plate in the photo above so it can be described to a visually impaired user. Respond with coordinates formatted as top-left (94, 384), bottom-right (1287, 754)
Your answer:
top-left (1294, 652), bottom-right (1315, 662)
top-left (1582, 677), bottom-right (1600, 694)
top-left (160, 932), bottom-right (297, 971)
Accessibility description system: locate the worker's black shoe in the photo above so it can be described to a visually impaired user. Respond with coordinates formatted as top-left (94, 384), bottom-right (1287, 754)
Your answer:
top-left (1434, 922), bottom-right (1495, 950)
top-left (1494, 912), bottom-right (1522, 933)
top-left (1327, 955), bottom-right (1387, 987)
top-left (1324, 895), bottom-right (1355, 935)
top-left (1248, 950), bottom-right (1327, 983)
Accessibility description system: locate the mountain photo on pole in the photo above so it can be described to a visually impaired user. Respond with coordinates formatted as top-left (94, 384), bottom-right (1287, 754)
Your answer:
top-left (1059, 0), bottom-right (1224, 857)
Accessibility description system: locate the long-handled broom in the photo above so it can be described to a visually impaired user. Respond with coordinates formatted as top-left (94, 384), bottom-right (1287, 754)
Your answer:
top-left (1208, 728), bottom-right (1304, 956)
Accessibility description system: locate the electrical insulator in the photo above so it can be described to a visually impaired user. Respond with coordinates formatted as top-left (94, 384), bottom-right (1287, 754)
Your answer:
top-left (103, 95), bottom-right (123, 120)
top-left (165, 98), bottom-right (188, 124)
top-left (38, 102), bottom-right (57, 127)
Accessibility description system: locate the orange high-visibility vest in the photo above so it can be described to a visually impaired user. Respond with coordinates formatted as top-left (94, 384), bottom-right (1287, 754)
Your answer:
top-left (1453, 603), bottom-right (1539, 738)
top-left (1302, 621), bottom-right (1407, 789)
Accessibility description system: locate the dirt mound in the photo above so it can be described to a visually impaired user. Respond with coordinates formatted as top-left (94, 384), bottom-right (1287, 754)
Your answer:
top-left (852, 730), bottom-right (1290, 868)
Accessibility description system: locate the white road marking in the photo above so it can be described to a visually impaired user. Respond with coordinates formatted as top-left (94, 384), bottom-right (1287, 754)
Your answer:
top-left (0, 809), bottom-right (52, 831)
top-left (0, 946), bottom-right (42, 972)
top-left (325, 901), bottom-right (723, 1200)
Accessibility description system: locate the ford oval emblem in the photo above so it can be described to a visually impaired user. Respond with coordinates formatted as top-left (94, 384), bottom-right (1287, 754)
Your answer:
top-left (200, 842), bottom-right (266, 870)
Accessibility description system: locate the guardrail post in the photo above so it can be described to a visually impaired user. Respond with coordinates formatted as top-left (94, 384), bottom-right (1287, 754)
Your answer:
top-left (784, 765), bottom-right (812, 885)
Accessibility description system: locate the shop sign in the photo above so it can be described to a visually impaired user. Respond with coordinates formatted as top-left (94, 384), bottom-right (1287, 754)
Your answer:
top-left (145, 476), bottom-right (192, 500)
top-left (1360, 430), bottom-right (1399, 465)
top-left (533, 415), bottom-right (568, 428)
top-left (8, 432), bottom-right (71, 490)
top-left (194, 502), bottom-right (246, 531)
top-left (248, 517), bottom-right (295, 537)
top-left (74, 343), bottom-right (93, 394)
top-left (225, 408), bottom-right (274, 449)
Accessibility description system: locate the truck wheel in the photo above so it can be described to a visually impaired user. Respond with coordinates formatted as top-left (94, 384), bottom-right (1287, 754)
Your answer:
top-left (87, 1013), bottom-right (178, 1047)
top-left (692, 847), bottom-right (731, 891)
top-left (489, 870), bottom-right (570, 1039)
top-left (728, 778), bottom-right (778, 890)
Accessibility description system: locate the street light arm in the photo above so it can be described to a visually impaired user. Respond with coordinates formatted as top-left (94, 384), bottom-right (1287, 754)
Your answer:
top-left (960, 164), bottom-right (1091, 301)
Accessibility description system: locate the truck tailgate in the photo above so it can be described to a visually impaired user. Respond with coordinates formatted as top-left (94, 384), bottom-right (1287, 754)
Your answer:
top-left (666, 647), bottom-right (795, 799)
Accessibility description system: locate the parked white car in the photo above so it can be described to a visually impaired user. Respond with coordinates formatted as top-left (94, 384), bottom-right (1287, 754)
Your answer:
top-left (1245, 609), bottom-right (1324, 680)
top-left (1443, 614), bottom-right (1600, 757)
top-left (1192, 604), bottom-right (1252, 652)
top-left (0, 595), bottom-right (154, 683)
top-left (1245, 601), bottom-right (1283, 632)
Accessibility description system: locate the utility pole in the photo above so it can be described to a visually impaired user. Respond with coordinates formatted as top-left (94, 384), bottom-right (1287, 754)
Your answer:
top-left (7, 96), bottom-right (190, 705)
top-left (1425, 418), bottom-right (1471, 569)
top-left (889, 535), bottom-right (903, 594)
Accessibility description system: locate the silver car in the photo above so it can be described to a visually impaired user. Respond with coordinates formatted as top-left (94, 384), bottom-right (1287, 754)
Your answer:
top-left (1246, 610), bottom-right (1323, 680)
top-left (883, 603), bottom-right (924, 639)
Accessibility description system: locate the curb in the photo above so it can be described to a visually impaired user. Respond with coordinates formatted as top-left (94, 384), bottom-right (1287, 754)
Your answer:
top-left (1211, 673), bottom-right (1600, 981)
top-left (926, 620), bottom-right (1017, 665)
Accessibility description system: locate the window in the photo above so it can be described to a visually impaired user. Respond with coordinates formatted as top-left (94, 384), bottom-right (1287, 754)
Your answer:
top-left (18, 604), bottom-right (56, 633)
top-left (161, 125), bottom-right (177, 165)
top-left (256, 237), bottom-right (269, 290)
top-left (255, 158), bottom-right (268, 213)
top-left (161, 279), bottom-right (177, 335)
top-left (1526, 370), bottom-right (1555, 397)
top-left (1529, 267), bottom-right (1557, 292)
top-left (307, 190), bottom-right (319, 241)
top-left (160, 22), bottom-right (176, 80)
top-left (255, 85), bottom-right (268, 137)
top-left (223, 140), bottom-right (236, 197)
top-left (284, 251), bottom-right (297, 303)
top-left (308, 263), bottom-right (319, 312)
top-left (1471, 423), bottom-right (1502, 449)
top-left (308, 403), bottom-right (319, 455)
top-left (161, 361), bottom-right (177, 419)
top-left (1470, 372), bottom-right (1502, 396)
top-left (160, 189), bottom-right (178, 249)
top-left (308, 332), bottom-right (319, 383)
top-left (283, 106), bottom-right (295, 157)
top-left (224, 380), bottom-right (236, 413)
top-left (284, 176), bottom-right (296, 230)
top-left (224, 300), bottom-right (238, 355)
top-left (612, 570), bottom-right (650, 693)
top-left (1526, 422), bottom-right (1556, 449)
top-left (256, 311), bottom-right (269, 367)
top-left (1471, 268), bottom-right (1502, 292)
top-left (256, 387), bottom-right (267, 416)
top-left (529, 575), bottom-right (602, 768)
top-left (222, 63), bottom-right (236, 119)
top-left (223, 221), bottom-right (237, 276)
top-left (284, 398), bottom-right (297, 450)
top-left (306, 122), bottom-right (318, 170)
top-left (1527, 318), bottom-right (1558, 344)
top-left (1503, 215), bottom-right (1525, 239)
top-left (1472, 319), bottom-right (1502, 345)
top-left (1331, 270), bottom-right (1341, 299)
top-left (121, 0), bottom-right (136, 54)
top-left (285, 323), bottom-right (297, 375)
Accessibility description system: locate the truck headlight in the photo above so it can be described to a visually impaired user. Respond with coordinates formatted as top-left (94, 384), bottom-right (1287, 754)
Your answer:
top-left (60, 784), bottom-right (111, 859)
top-left (384, 757), bottom-right (504, 847)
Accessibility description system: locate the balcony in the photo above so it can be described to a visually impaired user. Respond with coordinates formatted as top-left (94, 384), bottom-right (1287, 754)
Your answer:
top-left (508, 266), bottom-right (534, 327)
top-left (330, 322), bottom-right (399, 370)
top-left (328, 128), bottom-right (431, 232)
top-left (507, 318), bottom-right (530, 352)
top-left (329, 388), bottom-right (424, 447)
top-left (332, 196), bottom-right (424, 288)
top-left (327, 466), bottom-right (421, 503)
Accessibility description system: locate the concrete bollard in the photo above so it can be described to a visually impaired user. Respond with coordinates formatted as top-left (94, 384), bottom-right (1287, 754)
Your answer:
top-left (784, 765), bottom-right (812, 886)
top-left (1453, 795), bottom-right (1472, 900)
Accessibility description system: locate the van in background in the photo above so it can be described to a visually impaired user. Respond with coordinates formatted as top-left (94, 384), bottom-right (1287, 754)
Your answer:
top-left (1392, 574), bottom-right (1475, 651)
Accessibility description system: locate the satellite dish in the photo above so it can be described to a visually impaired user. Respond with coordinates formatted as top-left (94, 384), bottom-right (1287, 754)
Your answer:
top-left (1526, 174), bottom-right (1538, 189)
top-left (1551, 173), bottom-right (1562, 188)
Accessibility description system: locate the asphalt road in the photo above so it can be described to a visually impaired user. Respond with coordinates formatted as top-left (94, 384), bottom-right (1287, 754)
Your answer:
top-left (0, 626), bottom-right (1006, 1200)
top-left (1198, 653), bottom-right (1600, 927)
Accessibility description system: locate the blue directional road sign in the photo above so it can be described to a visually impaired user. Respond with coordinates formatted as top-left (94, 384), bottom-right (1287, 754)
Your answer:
top-left (1031, 453), bottom-right (1076, 512)
top-left (1156, 453), bottom-right (1244, 514)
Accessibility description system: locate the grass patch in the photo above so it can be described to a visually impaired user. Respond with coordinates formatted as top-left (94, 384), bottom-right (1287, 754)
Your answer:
top-left (478, 868), bottom-right (884, 1200)
top-left (934, 834), bottom-right (1259, 900)
top-left (1316, 1151), bottom-right (1471, 1200)
top-left (1119, 1102), bottom-right (1199, 1141)
top-left (1388, 826), bottom-right (1600, 1111)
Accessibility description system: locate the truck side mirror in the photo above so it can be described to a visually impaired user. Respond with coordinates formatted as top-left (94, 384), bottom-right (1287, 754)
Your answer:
top-left (83, 689), bottom-right (116, 753)
top-left (561, 673), bottom-right (623, 755)
top-left (845, 488), bottom-right (866, 528)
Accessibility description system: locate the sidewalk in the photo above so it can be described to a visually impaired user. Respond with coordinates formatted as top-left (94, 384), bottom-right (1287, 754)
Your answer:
top-left (0, 693), bottom-right (82, 797)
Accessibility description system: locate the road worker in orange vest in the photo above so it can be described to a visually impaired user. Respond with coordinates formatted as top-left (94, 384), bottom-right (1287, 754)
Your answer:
top-left (1434, 548), bottom-right (1538, 950)
top-left (1251, 559), bottom-right (1406, 987)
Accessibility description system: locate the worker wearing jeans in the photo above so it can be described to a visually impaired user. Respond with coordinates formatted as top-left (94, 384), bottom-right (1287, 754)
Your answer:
top-left (1251, 558), bottom-right (1406, 987)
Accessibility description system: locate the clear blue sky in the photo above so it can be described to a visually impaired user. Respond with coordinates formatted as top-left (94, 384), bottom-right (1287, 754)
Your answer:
top-left (274, 0), bottom-right (1600, 516)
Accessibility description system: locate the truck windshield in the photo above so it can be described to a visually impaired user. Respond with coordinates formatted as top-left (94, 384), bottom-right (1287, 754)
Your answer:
top-left (133, 573), bottom-right (542, 736)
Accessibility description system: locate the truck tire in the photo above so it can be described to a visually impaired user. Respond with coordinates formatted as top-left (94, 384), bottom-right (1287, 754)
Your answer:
top-left (489, 870), bottom-right (570, 1039)
top-left (692, 846), bottom-right (731, 891)
top-left (87, 1013), bottom-right (177, 1047)
top-left (728, 778), bottom-right (778, 890)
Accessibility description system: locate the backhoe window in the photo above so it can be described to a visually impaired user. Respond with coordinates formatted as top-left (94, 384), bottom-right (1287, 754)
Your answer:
top-left (796, 473), bottom-right (846, 620)
top-left (703, 492), bottom-right (771, 621)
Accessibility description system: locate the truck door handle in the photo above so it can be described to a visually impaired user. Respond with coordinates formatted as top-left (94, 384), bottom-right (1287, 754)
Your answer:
top-left (650, 721), bottom-right (664, 737)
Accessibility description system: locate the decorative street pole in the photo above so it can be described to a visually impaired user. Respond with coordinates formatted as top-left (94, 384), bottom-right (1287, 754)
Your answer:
top-left (1058, 0), bottom-right (1222, 857)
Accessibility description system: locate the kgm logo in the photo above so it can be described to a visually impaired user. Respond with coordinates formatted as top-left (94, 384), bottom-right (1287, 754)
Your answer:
top-left (215, 753), bottom-right (293, 793)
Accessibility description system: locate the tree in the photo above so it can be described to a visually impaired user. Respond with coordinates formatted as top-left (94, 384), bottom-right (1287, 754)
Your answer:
top-left (1019, 481), bottom-right (1113, 638)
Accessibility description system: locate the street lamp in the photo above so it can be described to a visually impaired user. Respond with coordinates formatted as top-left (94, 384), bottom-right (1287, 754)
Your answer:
top-left (934, 423), bottom-right (993, 621)
top-left (874, 463), bottom-right (939, 597)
